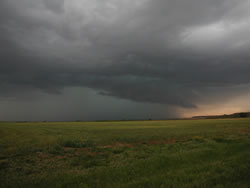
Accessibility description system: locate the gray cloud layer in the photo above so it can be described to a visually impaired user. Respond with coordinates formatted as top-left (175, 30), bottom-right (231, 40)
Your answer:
top-left (1, 0), bottom-right (250, 119)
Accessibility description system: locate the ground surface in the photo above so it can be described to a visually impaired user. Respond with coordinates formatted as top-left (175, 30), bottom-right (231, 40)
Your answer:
top-left (0, 119), bottom-right (250, 188)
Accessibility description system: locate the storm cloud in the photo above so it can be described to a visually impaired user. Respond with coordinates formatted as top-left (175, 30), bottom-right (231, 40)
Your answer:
top-left (1, 0), bottom-right (250, 120)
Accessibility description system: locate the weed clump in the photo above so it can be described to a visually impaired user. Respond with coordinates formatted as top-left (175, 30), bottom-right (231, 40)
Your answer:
top-left (48, 144), bottom-right (64, 155)
top-left (61, 139), bottom-right (95, 149)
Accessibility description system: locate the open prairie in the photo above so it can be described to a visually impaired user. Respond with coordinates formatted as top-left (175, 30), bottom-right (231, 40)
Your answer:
top-left (0, 119), bottom-right (250, 188)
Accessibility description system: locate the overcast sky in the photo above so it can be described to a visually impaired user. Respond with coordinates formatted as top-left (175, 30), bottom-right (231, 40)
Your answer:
top-left (1, 0), bottom-right (250, 121)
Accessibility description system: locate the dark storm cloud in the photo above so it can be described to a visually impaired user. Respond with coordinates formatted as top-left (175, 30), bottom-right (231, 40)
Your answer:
top-left (1, 0), bottom-right (250, 110)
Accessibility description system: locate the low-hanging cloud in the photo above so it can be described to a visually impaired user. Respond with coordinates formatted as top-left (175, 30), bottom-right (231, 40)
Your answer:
top-left (1, 0), bottom-right (250, 118)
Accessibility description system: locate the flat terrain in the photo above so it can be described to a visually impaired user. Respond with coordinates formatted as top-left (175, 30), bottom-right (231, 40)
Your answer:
top-left (0, 119), bottom-right (250, 188)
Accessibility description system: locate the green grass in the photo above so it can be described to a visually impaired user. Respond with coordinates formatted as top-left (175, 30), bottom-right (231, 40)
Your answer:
top-left (0, 118), bottom-right (249, 188)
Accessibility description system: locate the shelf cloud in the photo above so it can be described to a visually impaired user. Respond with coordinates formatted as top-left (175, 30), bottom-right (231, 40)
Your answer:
top-left (1, 0), bottom-right (250, 120)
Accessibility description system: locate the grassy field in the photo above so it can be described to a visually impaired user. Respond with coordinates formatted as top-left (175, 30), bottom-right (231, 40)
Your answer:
top-left (0, 119), bottom-right (250, 188)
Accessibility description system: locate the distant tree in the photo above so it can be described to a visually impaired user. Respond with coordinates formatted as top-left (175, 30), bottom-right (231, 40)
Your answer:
top-left (239, 113), bottom-right (247, 118)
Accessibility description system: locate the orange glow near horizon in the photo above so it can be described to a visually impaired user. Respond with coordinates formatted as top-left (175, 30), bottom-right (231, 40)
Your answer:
top-left (180, 93), bottom-right (250, 118)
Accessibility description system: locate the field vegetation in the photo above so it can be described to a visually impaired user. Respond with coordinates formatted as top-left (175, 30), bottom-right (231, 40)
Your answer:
top-left (0, 118), bottom-right (250, 187)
